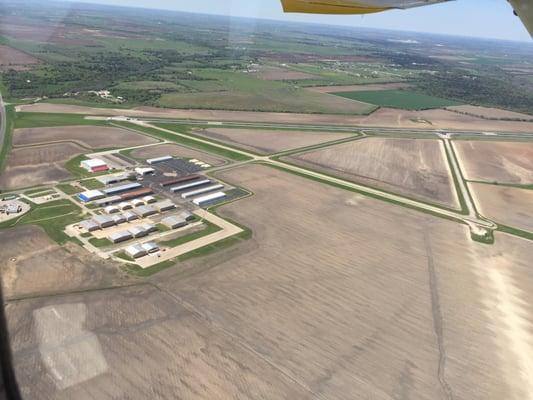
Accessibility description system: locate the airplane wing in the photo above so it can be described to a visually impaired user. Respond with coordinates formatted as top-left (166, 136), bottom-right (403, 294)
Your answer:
top-left (281, 0), bottom-right (533, 38)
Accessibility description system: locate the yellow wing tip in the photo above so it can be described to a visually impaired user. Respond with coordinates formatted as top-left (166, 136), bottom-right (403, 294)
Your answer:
top-left (281, 0), bottom-right (388, 15)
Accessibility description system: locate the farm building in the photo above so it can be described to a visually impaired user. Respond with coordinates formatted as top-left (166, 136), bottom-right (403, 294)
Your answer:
top-left (135, 167), bottom-right (155, 176)
top-left (140, 223), bottom-right (158, 233)
top-left (141, 242), bottom-right (159, 254)
top-left (143, 195), bottom-right (156, 204)
top-left (109, 231), bottom-right (132, 244)
top-left (181, 184), bottom-right (224, 199)
top-left (161, 215), bottom-right (188, 229)
top-left (131, 199), bottom-right (145, 208)
top-left (79, 219), bottom-right (100, 232)
top-left (103, 182), bottom-right (142, 195)
top-left (119, 202), bottom-right (132, 210)
top-left (78, 190), bottom-right (105, 203)
top-left (92, 215), bottom-right (115, 229)
top-left (129, 226), bottom-right (148, 238)
top-left (160, 174), bottom-right (200, 187)
top-left (123, 211), bottom-right (138, 222)
top-left (171, 179), bottom-right (210, 193)
top-left (112, 214), bottom-right (127, 224)
top-left (120, 188), bottom-right (153, 201)
top-left (134, 205), bottom-right (157, 218)
top-left (81, 159), bottom-right (109, 173)
top-left (154, 199), bottom-right (176, 212)
top-left (125, 244), bottom-right (147, 259)
top-left (147, 156), bottom-right (172, 165)
top-left (104, 205), bottom-right (120, 214)
top-left (193, 192), bottom-right (226, 207)
top-left (95, 195), bottom-right (122, 207)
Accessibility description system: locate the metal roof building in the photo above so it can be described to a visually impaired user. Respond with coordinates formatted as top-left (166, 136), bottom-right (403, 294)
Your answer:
top-left (95, 195), bottom-right (122, 207)
top-left (193, 192), bottom-right (226, 207)
top-left (78, 190), bottom-right (105, 203)
top-left (140, 223), bottom-right (157, 233)
top-left (109, 231), bottom-right (132, 244)
top-left (143, 196), bottom-right (156, 204)
top-left (131, 199), bottom-right (145, 207)
top-left (141, 242), bottom-right (159, 254)
top-left (96, 173), bottom-right (133, 185)
top-left (129, 226), bottom-right (148, 238)
top-left (160, 174), bottom-right (200, 187)
top-left (80, 219), bottom-right (100, 232)
top-left (112, 214), bottom-right (127, 224)
top-left (119, 188), bottom-right (153, 201)
top-left (104, 205), bottom-right (120, 214)
top-left (81, 159), bottom-right (108, 173)
top-left (178, 210), bottom-right (195, 221)
top-left (103, 182), bottom-right (142, 195)
top-left (161, 215), bottom-right (188, 229)
top-left (92, 215), bottom-right (115, 228)
top-left (181, 184), bottom-right (224, 199)
top-left (125, 244), bottom-right (147, 259)
top-left (171, 179), bottom-right (210, 193)
top-left (123, 211), bottom-right (138, 222)
top-left (119, 202), bottom-right (132, 210)
top-left (135, 167), bottom-right (155, 176)
top-left (147, 156), bottom-right (172, 165)
top-left (134, 205), bottom-right (157, 218)
top-left (154, 199), bottom-right (176, 212)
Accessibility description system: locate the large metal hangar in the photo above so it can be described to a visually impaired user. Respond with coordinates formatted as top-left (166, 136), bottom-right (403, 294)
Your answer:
top-left (193, 192), bottom-right (227, 207)
top-left (104, 182), bottom-right (142, 196)
top-left (181, 184), bottom-right (224, 199)
top-left (78, 190), bottom-right (105, 203)
top-left (171, 179), bottom-right (211, 193)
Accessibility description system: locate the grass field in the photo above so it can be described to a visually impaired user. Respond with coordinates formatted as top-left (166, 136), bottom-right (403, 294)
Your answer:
top-left (332, 90), bottom-right (461, 110)
top-left (0, 105), bottom-right (14, 175)
top-left (14, 112), bottom-right (108, 129)
top-left (0, 199), bottom-right (83, 244)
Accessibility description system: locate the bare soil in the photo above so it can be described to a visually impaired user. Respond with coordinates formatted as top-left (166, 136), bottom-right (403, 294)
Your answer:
top-left (454, 140), bottom-right (533, 184)
top-left (0, 143), bottom-right (85, 189)
top-left (0, 225), bottom-right (124, 299)
top-left (4, 165), bottom-right (533, 399)
top-left (469, 182), bottom-right (533, 232)
top-left (128, 143), bottom-right (225, 166)
top-left (13, 126), bottom-right (158, 149)
top-left (194, 127), bottom-right (352, 154)
top-left (18, 103), bottom-right (533, 133)
top-left (287, 137), bottom-right (459, 208)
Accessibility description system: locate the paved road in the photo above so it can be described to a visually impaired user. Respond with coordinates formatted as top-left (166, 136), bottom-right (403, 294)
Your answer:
top-left (139, 121), bottom-right (496, 230)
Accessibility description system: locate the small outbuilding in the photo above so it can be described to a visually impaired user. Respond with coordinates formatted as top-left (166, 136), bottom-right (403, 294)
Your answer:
top-left (131, 199), bottom-right (145, 208)
top-left (104, 205), bottom-right (120, 214)
top-left (119, 202), bottom-right (132, 210)
top-left (154, 199), bottom-right (176, 212)
top-left (143, 195), bottom-right (157, 204)
top-left (112, 214), bottom-right (127, 224)
top-left (123, 211), bottom-right (138, 222)
top-left (80, 219), bottom-right (100, 232)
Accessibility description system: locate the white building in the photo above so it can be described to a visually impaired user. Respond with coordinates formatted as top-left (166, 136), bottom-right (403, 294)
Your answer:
top-left (80, 159), bottom-right (108, 173)
top-left (135, 167), bottom-right (155, 176)
top-left (193, 192), bottom-right (226, 207)
top-left (125, 245), bottom-right (147, 259)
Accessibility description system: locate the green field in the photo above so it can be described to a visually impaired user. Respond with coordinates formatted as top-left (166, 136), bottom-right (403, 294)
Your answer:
top-left (331, 90), bottom-right (461, 110)
top-left (14, 112), bottom-right (108, 129)
top-left (0, 199), bottom-right (84, 244)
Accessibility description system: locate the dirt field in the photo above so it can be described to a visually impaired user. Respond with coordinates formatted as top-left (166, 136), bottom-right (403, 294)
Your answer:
top-left (6, 164), bottom-right (533, 399)
top-left (0, 45), bottom-right (39, 71)
top-left (128, 143), bottom-right (226, 166)
top-left (253, 65), bottom-right (318, 81)
top-left (454, 141), bottom-right (533, 184)
top-left (0, 143), bottom-right (85, 189)
top-left (306, 82), bottom-right (410, 93)
top-left (194, 128), bottom-right (353, 154)
top-left (18, 103), bottom-right (533, 133)
top-left (287, 137), bottom-right (459, 208)
top-left (469, 183), bottom-right (533, 232)
top-left (0, 226), bottom-right (124, 300)
top-left (13, 126), bottom-right (158, 149)
top-left (447, 105), bottom-right (533, 121)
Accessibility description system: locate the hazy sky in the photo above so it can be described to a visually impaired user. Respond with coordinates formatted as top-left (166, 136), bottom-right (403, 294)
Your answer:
top-left (62, 0), bottom-right (531, 42)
